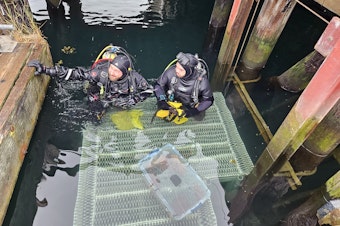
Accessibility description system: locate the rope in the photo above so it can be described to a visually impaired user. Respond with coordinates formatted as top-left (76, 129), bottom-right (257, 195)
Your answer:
top-left (295, 0), bottom-right (329, 24)
top-left (321, 188), bottom-right (330, 203)
top-left (301, 144), bottom-right (328, 157)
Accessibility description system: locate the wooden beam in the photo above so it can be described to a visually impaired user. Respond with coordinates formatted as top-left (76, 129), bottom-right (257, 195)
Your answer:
top-left (0, 40), bottom-right (51, 224)
top-left (314, 0), bottom-right (340, 16)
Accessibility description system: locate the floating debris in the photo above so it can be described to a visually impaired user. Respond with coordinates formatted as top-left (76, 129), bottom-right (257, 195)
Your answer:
top-left (229, 159), bottom-right (237, 164)
top-left (61, 46), bottom-right (76, 54)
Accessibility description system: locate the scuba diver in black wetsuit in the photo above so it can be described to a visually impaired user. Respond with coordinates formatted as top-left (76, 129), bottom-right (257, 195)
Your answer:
top-left (154, 52), bottom-right (214, 122)
top-left (28, 45), bottom-right (153, 122)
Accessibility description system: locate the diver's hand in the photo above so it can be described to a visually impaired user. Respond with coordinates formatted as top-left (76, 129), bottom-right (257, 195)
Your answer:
top-left (157, 100), bottom-right (170, 110)
top-left (27, 60), bottom-right (46, 75)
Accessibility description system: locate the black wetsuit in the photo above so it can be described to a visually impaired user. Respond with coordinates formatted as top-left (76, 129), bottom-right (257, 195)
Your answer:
top-left (46, 59), bottom-right (153, 109)
top-left (154, 65), bottom-right (213, 119)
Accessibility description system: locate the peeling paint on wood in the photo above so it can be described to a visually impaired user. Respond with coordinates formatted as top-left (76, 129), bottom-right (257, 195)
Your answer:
top-left (315, 17), bottom-right (340, 57)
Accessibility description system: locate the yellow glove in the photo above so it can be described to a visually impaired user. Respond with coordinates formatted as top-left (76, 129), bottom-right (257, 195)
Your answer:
top-left (155, 101), bottom-right (188, 124)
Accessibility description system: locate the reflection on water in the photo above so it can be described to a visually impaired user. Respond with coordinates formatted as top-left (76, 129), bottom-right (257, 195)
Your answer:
top-left (29, 0), bottom-right (184, 28)
top-left (35, 144), bottom-right (81, 226)
top-left (82, 0), bottom-right (150, 26)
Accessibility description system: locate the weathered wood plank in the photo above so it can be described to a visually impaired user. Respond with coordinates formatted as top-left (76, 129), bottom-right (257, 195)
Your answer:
top-left (0, 43), bottom-right (32, 109)
top-left (0, 40), bottom-right (51, 224)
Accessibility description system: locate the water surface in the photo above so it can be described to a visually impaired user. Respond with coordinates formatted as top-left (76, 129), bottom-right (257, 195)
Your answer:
top-left (5, 1), bottom-right (337, 226)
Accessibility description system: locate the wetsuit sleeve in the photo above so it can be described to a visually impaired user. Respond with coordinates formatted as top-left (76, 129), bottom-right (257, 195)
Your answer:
top-left (131, 72), bottom-right (154, 102)
top-left (154, 67), bottom-right (173, 101)
top-left (196, 77), bottom-right (214, 112)
top-left (184, 77), bottom-right (213, 117)
top-left (45, 65), bottom-right (94, 81)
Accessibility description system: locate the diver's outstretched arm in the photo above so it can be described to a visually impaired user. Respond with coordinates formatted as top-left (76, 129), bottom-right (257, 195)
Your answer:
top-left (27, 60), bottom-right (92, 81)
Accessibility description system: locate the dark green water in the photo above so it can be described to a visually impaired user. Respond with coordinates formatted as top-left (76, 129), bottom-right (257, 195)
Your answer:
top-left (4, 1), bottom-right (338, 226)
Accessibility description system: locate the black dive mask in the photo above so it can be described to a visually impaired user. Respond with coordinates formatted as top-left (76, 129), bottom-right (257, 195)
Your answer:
top-left (176, 52), bottom-right (198, 77)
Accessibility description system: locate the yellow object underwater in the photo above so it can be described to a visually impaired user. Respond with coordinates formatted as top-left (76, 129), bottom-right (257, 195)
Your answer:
top-left (111, 109), bottom-right (144, 130)
top-left (155, 101), bottom-right (188, 125)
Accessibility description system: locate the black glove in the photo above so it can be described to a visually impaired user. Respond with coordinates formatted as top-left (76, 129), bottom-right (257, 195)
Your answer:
top-left (88, 100), bottom-right (105, 123)
top-left (89, 99), bottom-right (104, 112)
top-left (157, 100), bottom-right (170, 110)
top-left (184, 108), bottom-right (200, 117)
top-left (27, 60), bottom-right (46, 75)
top-left (86, 84), bottom-right (101, 96)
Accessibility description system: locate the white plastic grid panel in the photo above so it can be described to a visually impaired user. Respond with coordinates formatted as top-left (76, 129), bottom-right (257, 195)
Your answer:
top-left (73, 92), bottom-right (253, 225)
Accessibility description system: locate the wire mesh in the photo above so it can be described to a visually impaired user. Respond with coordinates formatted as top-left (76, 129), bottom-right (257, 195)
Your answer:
top-left (74, 92), bottom-right (253, 225)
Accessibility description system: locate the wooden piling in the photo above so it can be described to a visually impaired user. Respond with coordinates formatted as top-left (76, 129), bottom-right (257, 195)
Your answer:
top-left (229, 28), bottom-right (340, 223)
top-left (275, 17), bottom-right (340, 93)
top-left (211, 0), bottom-right (254, 91)
top-left (275, 51), bottom-right (325, 93)
top-left (236, 0), bottom-right (297, 81)
top-left (202, 0), bottom-right (233, 70)
top-left (203, 0), bottom-right (233, 52)
top-left (283, 170), bottom-right (340, 225)
top-left (269, 17), bottom-right (340, 173)
top-left (0, 39), bottom-right (51, 224)
top-left (290, 101), bottom-right (340, 171)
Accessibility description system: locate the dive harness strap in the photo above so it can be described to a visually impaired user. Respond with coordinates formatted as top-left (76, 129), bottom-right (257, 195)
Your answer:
top-left (191, 68), bottom-right (207, 106)
top-left (168, 69), bottom-right (207, 106)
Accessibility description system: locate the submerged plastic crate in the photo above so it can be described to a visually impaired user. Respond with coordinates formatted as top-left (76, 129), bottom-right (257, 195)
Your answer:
top-left (73, 92), bottom-right (253, 225)
top-left (139, 144), bottom-right (211, 220)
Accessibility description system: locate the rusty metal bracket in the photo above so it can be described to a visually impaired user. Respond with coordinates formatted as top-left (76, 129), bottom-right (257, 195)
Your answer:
top-left (232, 73), bottom-right (273, 143)
top-left (274, 162), bottom-right (317, 190)
top-left (274, 162), bottom-right (301, 190)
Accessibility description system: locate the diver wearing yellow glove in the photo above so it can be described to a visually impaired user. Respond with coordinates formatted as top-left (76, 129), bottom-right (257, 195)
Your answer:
top-left (154, 52), bottom-right (214, 123)
top-left (154, 101), bottom-right (187, 124)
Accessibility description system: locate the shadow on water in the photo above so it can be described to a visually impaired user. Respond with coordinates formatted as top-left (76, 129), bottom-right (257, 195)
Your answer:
top-left (4, 0), bottom-right (339, 226)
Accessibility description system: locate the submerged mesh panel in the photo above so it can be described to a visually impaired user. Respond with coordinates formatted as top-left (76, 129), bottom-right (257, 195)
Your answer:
top-left (74, 92), bottom-right (253, 225)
